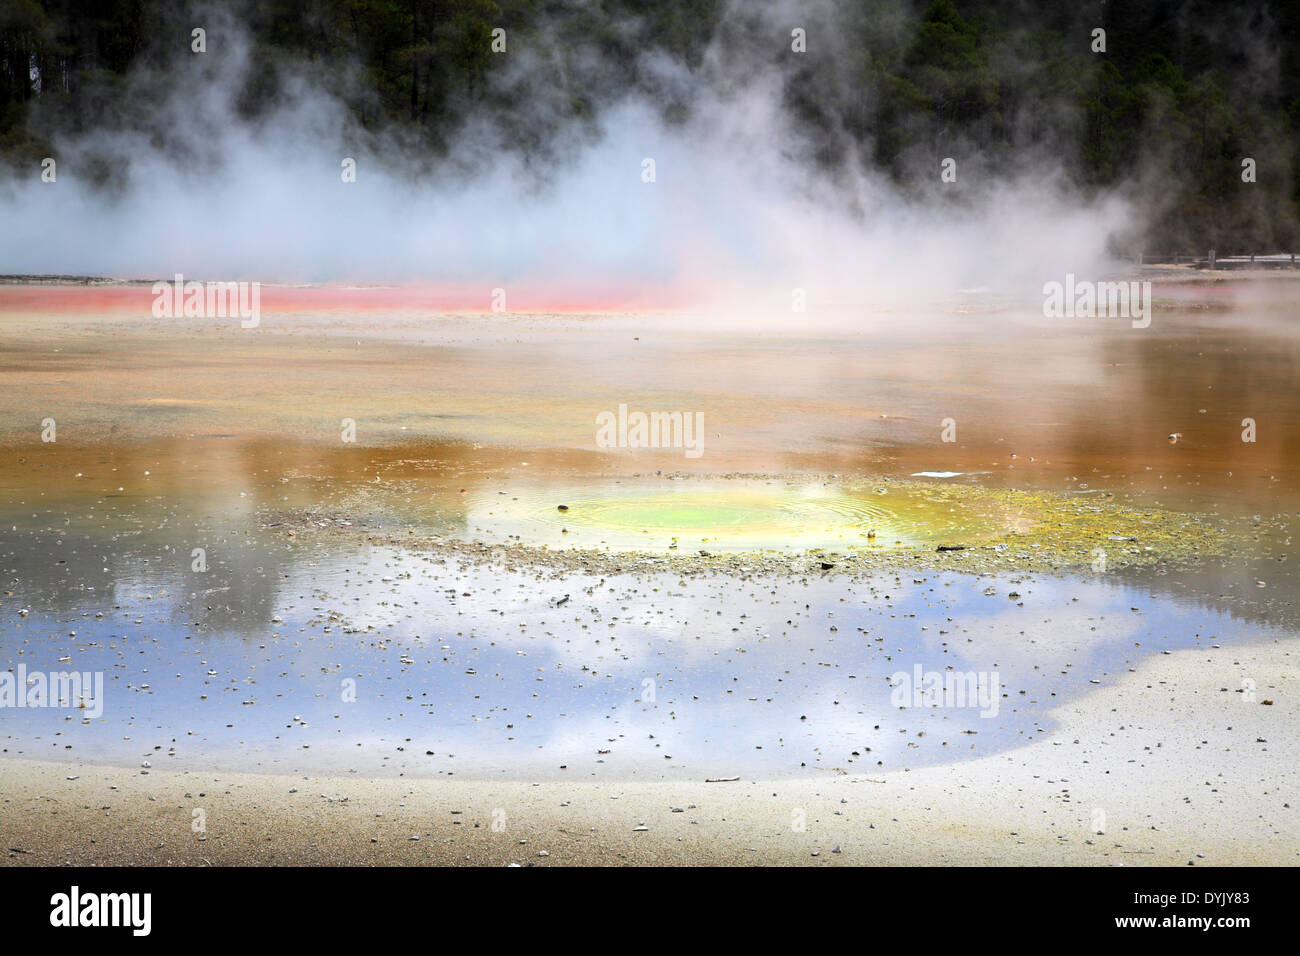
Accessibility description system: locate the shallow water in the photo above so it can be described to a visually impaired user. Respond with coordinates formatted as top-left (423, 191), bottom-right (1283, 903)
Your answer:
top-left (0, 535), bottom-right (1285, 780)
top-left (4, 285), bottom-right (1300, 523)
top-left (1, 280), bottom-right (1298, 781)
top-left (464, 479), bottom-right (1023, 552)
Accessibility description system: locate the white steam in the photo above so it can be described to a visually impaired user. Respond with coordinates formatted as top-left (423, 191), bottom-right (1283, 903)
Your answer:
top-left (0, 3), bottom-right (1134, 309)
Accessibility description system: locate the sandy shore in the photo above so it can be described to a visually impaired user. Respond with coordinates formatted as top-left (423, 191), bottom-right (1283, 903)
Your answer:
top-left (3, 639), bottom-right (1293, 866)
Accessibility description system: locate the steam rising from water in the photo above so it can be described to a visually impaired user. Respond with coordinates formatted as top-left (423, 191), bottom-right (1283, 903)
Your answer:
top-left (0, 2), bottom-right (1133, 309)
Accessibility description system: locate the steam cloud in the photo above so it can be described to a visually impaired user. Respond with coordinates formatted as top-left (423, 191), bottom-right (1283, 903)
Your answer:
top-left (0, 1), bottom-right (1136, 309)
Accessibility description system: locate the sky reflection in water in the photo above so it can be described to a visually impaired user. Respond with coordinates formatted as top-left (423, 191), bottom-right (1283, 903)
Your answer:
top-left (1, 532), bottom-right (1281, 780)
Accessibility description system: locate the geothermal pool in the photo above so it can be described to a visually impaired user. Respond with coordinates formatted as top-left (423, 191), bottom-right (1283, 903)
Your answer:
top-left (1, 277), bottom-right (1298, 784)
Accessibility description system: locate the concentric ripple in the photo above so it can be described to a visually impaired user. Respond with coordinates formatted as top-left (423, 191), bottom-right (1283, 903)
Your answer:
top-left (464, 480), bottom-right (1023, 552)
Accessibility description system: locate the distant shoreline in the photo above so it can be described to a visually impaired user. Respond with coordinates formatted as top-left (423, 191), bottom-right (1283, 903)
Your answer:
top-left (4, 265), bottom-right (1300, 289)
